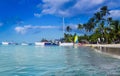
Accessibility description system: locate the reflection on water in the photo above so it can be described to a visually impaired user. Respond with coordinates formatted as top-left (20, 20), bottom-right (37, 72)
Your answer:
top-left (0, 45), bottom-right (120, 76)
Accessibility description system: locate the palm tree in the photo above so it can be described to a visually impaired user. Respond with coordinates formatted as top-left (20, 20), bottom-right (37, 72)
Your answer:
top-left (66, 26), bottom-right (72, 33)
top-left (76, 6), bottom-right (120, 44)
top-left (78, 24), bottom-right (83, 29)
top-left (64, 26), bottom-right (73, 42)
top-left (107, 17), bottom-right (112, 25)
top-left (100, 6), bottom-right (110, 17)
top-left (94, 12), bottom-right (102, 22)
top-left (83, 17), bottom-right (96, 32)
top-left (109, 20), bottom-right (120, 43)
top-left (83, 6), bottom-right (109, 33)
top-left (77, 24), bottom-right (84, 33)
top-left (92, 6), bottom-right (110, 43)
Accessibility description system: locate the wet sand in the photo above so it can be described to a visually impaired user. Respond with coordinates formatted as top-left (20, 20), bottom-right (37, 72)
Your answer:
top-left (84, 44), bottom-right (120, 48)
top-left (84, 44), bottom-right (120, 59)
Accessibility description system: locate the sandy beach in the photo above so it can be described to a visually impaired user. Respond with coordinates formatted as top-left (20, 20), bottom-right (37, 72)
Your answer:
top-left (84, 44), bottom-right (120, 48)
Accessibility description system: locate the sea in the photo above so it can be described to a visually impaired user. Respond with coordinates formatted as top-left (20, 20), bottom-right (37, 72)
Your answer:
top-left (0, 45), bottom-right (120, 76)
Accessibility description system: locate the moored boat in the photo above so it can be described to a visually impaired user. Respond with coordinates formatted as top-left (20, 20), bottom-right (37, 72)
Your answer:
top-left (59, 42), bottom-right (73, 46)
top-left (2, 42), bottom-right (10, 45)
top-left (35, 42), bottom-right (45, 46)
top-left (44, 42), bottom-right (59, 46)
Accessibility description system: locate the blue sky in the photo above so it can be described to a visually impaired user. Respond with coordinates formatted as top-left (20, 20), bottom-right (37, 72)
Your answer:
top-left (0, 0), bottom-right (120, 43)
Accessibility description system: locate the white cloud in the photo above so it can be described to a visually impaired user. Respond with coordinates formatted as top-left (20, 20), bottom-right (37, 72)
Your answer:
top-left (41, 0), bottom-right (70, 16)
top-left (15, 23), bottom-right (87, 34)
top-left (73, 0), bottom-right (104, 10)
top-left (37, 25), bottom-right (59, 29)
top-left (34, 0), bottom-right (72, 17)
top-left (35, 0), bottom-right (120, 18)
top-left (15, 26), bottom-right (26, 34)
top-left (63, 0), bottom-right (104, 16)
top-left (35, 0), bottom-right (105, 17)
top-left (34, 13), bottom-right (42, 17)
top-left (15, 25), bottom-right (61, 34)
top-left (15, 25), bottom-right (31, 34)
top-left (106, 0), bottom-right (120, 9)
top-left (0, 22), bottom-right (3, 27)
top-left (110, 10), bottom-right (120, 19)
top-left (90, 0), bottom-right (104, 5)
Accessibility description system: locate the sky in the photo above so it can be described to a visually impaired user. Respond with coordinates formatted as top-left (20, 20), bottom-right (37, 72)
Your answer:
top-left (0, 0), bottom-right (120, 43)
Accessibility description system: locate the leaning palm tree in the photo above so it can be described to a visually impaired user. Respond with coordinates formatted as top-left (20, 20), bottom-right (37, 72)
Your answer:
top-left (92, 6), bottom-right (110, 43)
top-left (84, 17), bottom-right (95, 32)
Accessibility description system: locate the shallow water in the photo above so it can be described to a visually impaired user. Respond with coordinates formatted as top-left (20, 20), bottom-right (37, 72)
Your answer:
top-left (0, 45), bottom-right (120, 76)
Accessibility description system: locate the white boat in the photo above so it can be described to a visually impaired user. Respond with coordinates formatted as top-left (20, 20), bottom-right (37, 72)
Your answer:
top-left (35, 42), bottom-right (44, 46)
top-left (59, 42), bottom-right (73, 46)
top-left (21, 43), bottom-right (28, 46)
top-left (2, 42), bottom-right (9, 45)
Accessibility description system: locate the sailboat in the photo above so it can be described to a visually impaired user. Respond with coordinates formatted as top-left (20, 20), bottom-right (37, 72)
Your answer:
top-left (58, 17), bottom-right (74, 46)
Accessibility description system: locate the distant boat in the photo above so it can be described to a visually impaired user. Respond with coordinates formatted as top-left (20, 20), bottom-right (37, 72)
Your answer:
top-left (9, 42), bottom-right (19, 45)
top-left (2, 42), bottom-right (9, 45)
top-left (44, 42), bottom-right (59, 46)
top-left (28, 43), bottom-right (33, 45)
top-left (35, 42), bottom-right (45, 46)
top-left (59, 42), bottom-right (73, 46)
top-left (13, 43), bottom-right (19, 45)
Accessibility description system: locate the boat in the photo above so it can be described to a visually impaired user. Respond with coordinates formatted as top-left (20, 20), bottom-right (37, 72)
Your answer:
top-left (44, 42), bottom-right (59, 46)
top-left (2, 42), bottom-right (10, 45)
top-left (35, 42), bottom-right (45, 46)
top-left (59, 42), bottom-right (73, 46)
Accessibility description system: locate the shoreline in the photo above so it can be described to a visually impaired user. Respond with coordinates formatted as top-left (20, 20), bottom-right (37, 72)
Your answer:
top-left (84, 44), bottom-right (120, 48)
top-left (84, 44), bottom-right (120, 59)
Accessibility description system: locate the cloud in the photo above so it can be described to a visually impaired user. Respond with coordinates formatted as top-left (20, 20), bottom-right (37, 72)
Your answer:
top-left (15, 25), bottom-right (61, 34)
top-left (35, 0), bottom-right (105, 17)
top-left (72, 0), bottom-right (104, 10)
top-left (14, 23), bottom-right (79, 34)
top-left (0, 22), bottom-right (3, 27)
top-left (35, 26), bottom-right (60, 29)
top-left (106, 0), bottom-right (120, 9)
top-left (15, 26), bottom-right (26, 34)
top-left (110, 10), bottom-right (120, 19)
top-left (34, 0), bottom-right (120, 19)
top-left (41, 0), bottom-right (70, 16)
top-left (34, 13), bottom-right (42, 17)
top-left (15, 25), bottom-right (32, 34)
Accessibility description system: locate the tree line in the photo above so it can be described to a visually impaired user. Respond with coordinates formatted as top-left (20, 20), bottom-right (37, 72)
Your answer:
top-left (64, 6), bottom-right (120, 44)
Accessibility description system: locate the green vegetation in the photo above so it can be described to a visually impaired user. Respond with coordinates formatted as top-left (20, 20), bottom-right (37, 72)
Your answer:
top-left (64, 6), bottom-right (120, 44)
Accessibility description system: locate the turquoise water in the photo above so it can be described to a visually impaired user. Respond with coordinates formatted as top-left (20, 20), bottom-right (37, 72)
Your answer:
top-left (0, 45), bottom-right (120, 76)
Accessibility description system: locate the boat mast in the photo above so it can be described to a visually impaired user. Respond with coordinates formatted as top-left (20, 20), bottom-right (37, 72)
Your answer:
top-left (62, 17), bottom-right (65, 35)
